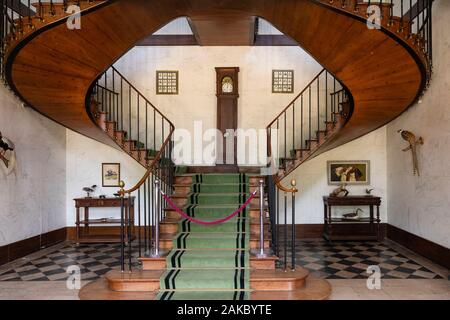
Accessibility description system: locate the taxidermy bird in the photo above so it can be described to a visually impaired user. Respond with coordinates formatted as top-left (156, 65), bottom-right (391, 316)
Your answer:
top-left (398, 130), bottom-right (424, 176)
top-left (0, 131), bottom-right (14, 168)
top-left (83, 185), bottom-right (97, 198)
top-left (330, 183), bottom-right (349, 197)
top-left (343, 208), bottom-right (363, 220)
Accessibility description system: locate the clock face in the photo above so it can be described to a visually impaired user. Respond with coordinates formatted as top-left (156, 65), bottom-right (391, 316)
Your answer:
top-left (221, 76), bottom-right (233, 93)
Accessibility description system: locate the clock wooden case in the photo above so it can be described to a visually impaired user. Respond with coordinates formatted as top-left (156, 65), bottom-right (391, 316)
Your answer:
top-left (215, 67), bottom-right (239, 165)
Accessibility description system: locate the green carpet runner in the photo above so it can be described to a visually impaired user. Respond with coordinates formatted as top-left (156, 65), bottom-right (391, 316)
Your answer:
top-left (157, 173), bottom-right (251, 300)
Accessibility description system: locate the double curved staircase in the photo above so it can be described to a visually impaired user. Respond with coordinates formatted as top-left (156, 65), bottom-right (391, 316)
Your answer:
top-left (0, 0), bottom-right (432, 300)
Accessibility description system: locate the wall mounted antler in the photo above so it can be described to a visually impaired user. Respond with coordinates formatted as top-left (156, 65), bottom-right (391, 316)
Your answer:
top-left (398, 130), bottom-right (424, 176)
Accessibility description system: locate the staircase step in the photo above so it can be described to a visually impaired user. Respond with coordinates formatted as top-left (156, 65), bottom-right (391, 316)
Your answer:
top-left (140, 254), bottom-right (278, 271)
top-left (160, 233), bottom-right (270, 250)
top-left (114, 131), bottom-right (127, 145)
top-left (174, 175), bottom-right (264, 186)
top-left (305, 139), bottom-right (319, 150)
top-left (160, 217), bottom-right (270, 234)
top-left (80, 275), bottom-right (331, 300)
top-left (105, 268), bottom-right (309, 292)
top-left (164, 206), bottom-right (266, 220)
top-left (172, 193), bottom-right (261, 207)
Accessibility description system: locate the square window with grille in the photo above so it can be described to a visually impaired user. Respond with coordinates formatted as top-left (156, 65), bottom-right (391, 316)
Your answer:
top-left (272, 70), bottom-right (294, 93)
top-left (156, 71), bottom-right (179, 95)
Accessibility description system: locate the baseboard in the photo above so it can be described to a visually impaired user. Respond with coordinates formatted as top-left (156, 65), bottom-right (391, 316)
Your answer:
top-left (0, 227), bottom-right (67, 266)
top-left (66, 226), bottom-right (154, 241)
top-left (276, 224), bottom-right (387, 240)
top-left (386, 224), bottom-right (450, 269)
top-left (5, 225), bottom-right (444, 269)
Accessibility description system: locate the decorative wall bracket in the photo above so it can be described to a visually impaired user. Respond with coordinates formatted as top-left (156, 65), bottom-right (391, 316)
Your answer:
top-left (398, 130), bottom-right (424, 176)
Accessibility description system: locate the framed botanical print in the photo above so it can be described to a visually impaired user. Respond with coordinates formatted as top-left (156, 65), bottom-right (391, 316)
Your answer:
top-left (327, 160), bottom-right (370, 185)
top-left (156, 71), bottom-right (179, 95)
top-left (102, 163), bottom-right (121, 187)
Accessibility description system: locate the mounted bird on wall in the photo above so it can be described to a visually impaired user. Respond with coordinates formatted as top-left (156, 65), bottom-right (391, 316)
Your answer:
top-left (0, 131), bottom-right (16, 176)
top-left (398, 130), bottom-right (424, 176)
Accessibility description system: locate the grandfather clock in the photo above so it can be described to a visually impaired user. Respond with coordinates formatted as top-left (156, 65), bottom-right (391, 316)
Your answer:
top-left (216, 67), bottom-right (239, 166)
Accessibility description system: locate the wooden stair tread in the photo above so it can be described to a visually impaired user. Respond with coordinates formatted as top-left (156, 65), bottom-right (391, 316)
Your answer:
top-left (250, 277), bottom-right (331, 300)
top-left (106, 270), bottom-right (163, 282)
top-left (79, 276), bottom-right (331, 300)
top-left (139, 254), bottom-right (278, 262)
top-left (160, 217), bottom-right (270, 225)
top-left (160, 233), bottom-right (271, 240)
top-left (105, 268), bottom-right (309, 283)
top-left (251, 269), bottom-right (309, 281)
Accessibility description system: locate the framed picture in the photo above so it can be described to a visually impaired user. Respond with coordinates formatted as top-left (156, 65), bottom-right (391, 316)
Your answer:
top-left (102, 163), bottom-right (121, 187)
top-left (327, 160), bottom-right (370, 185)
top-left (156, 71), bottom-right (179, 95)
top-left (272, 70), bottom-right (294, 93)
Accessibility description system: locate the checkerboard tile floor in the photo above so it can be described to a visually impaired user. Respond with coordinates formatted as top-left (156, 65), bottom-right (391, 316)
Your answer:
top-left (0, 243), bottom-right (141, 282)
top-left (277, 240), bottom-right (443, 280)
top-left (0, 241), bottom-right (442, 281)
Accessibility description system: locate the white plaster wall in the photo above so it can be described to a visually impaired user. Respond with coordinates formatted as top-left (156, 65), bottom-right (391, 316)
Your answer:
top-left (65, 130), bottom-right (146, 226)
top-left (386, 0), bottom-right (450, 248)
top-left (113, 46), bottom-right (323, 165)
top-left (69, 45), bottom-right (387, 224)
top-left (0, 86), bottom-right (66, 246)
top-left (284, 128), bottom-right (388, 224)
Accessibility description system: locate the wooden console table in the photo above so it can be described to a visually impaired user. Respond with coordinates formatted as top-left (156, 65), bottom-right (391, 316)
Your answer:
top-left (74, 197), bottom-right (135, 244)
top-left (323, 196), bottom-right (381, 241)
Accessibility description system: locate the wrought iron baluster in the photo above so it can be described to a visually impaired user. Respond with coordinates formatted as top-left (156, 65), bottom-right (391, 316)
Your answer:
top-left (308, 86), bottom-right (311, 144)
top-left (284, 111), bottom-right (287, 160)
top-left (300, 95), bottom-right (303, 150)
top-left (284, 191), bottom-right (287, 270)
top-left (317, 76), bottom-right (320, 134)
top-left (128, 196), bottom-right (132, 271)
top-left (137, 188), bottom-right (141, 258)
top-left (292, 104), bottom-right (295, 153)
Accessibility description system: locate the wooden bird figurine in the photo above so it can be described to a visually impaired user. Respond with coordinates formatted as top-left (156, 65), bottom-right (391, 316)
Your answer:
top-left (398, 130), bottom-right (424, 176)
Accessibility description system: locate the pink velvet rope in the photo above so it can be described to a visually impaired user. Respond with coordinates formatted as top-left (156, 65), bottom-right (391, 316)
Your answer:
top-left (161, 190), bottom-right (258, 225)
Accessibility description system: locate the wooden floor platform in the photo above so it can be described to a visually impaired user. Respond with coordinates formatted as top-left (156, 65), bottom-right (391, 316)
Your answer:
top-left (79, 274), bottom-right (331, 300)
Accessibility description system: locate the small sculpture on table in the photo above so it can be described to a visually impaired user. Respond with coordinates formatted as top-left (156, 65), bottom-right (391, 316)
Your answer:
top-left (82, 185), bottom-right (97, 198)
top-left (365, 188), bottom-right (374, 196)
top-left (343, 208), bottom-right (363, 220)
top-left (330, 183), bottom-right (349, 197)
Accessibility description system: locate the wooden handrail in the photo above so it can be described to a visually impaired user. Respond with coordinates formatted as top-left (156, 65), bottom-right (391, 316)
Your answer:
top-left (274, 176), bottom-right (298, 193)
top-left (95, 84), bottom-right (119, 95)
top-left (111, 66), bottom-right (175, 129)
top-left (119, 125), bottom-right (174, 195)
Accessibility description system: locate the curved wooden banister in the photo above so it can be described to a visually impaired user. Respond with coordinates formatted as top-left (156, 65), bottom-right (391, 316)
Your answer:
top-left (274, 177), bottom-right (298, 194)
top-left (266, 68), bottom-right (327, 129)
top-left (119, 126), bottom-right (174, 196)
top-left (109, 66), bottom-right (175, 129)
top-left (1, 0), bottom-right (432, 184)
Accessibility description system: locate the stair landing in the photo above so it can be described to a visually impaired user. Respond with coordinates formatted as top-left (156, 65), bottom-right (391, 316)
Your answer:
top-left (79, 269), bottom-right (331, 300)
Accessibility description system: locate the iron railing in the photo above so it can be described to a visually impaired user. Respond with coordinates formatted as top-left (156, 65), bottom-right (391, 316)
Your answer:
top-left (267, 69), bottom-right (349, 174)
top-left (91, 66), bottom-right (175, 271)
top-left (0, 1), bottom-right (434, 83)
top-left (266, 176), bottom-right (299, 271)
top-left (329, 0), bottom-right (434, 75)
top-left (266, 69), bottom-right (350, 269)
